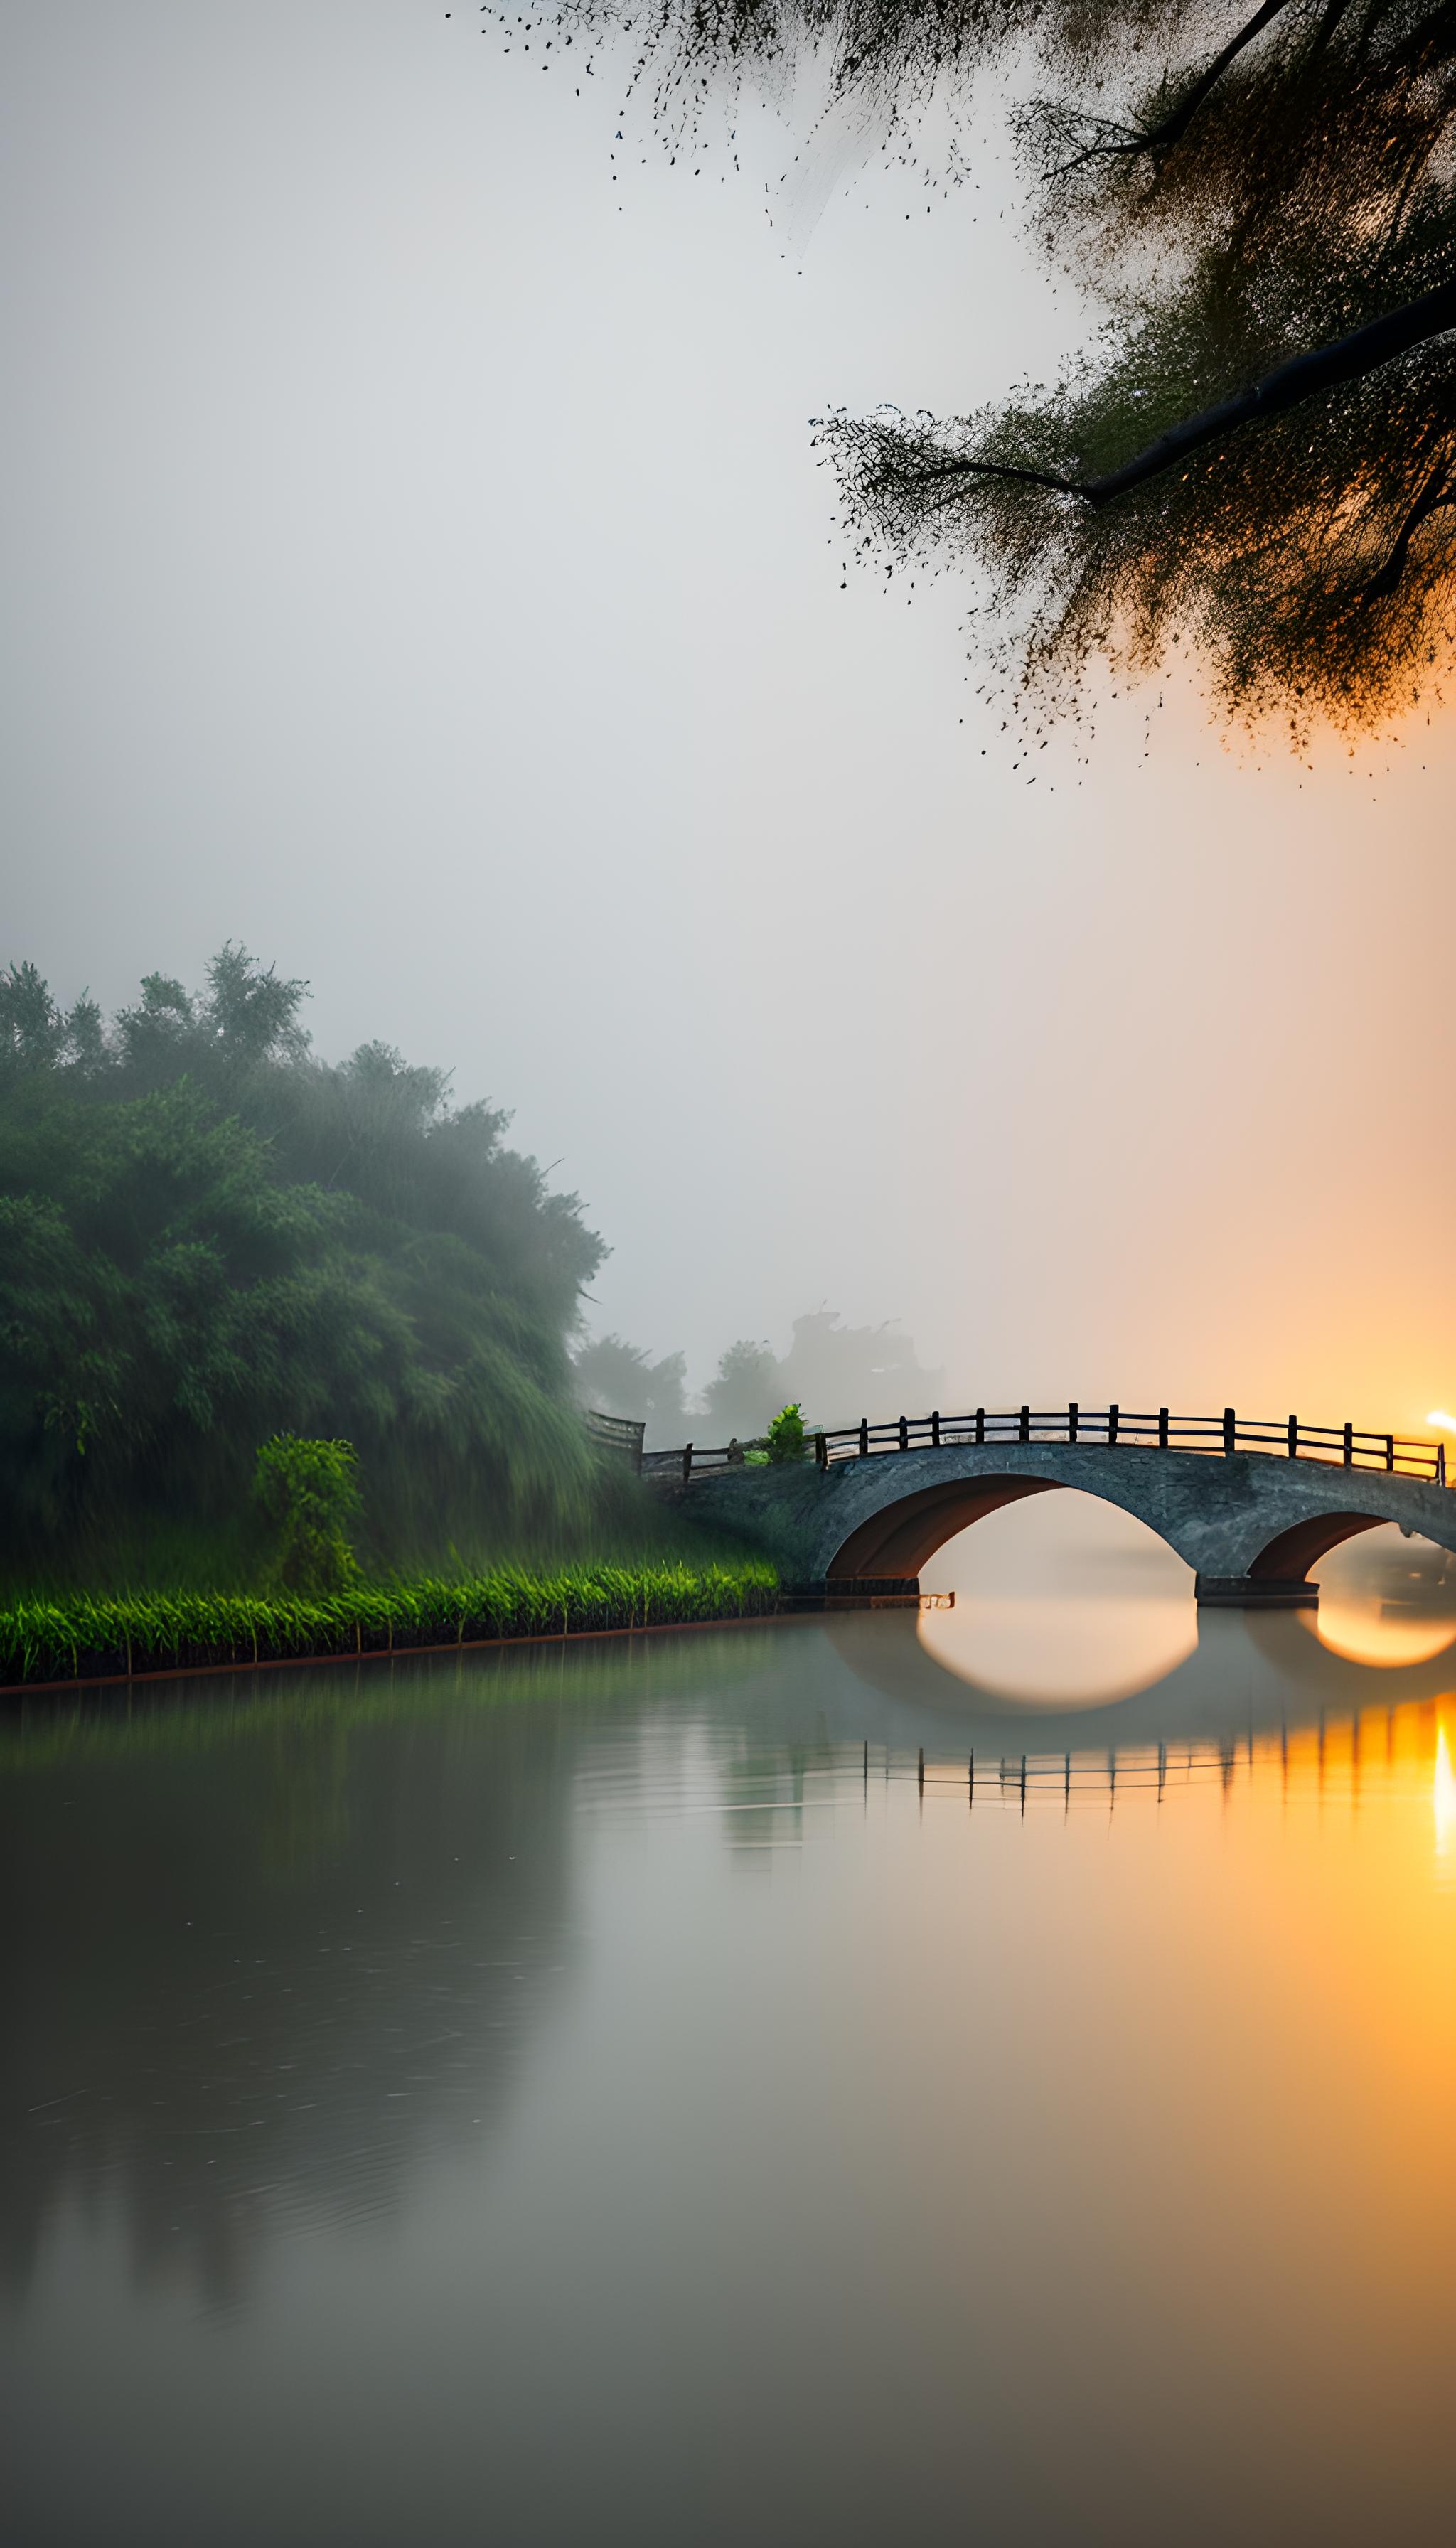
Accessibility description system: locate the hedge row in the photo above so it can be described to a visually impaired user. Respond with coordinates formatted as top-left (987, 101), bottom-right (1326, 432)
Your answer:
top-left (0, 1558), bottom-right (781, 1691)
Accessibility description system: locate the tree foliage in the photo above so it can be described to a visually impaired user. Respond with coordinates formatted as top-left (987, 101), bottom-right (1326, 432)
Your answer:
top-left (0, 948), bottom-right (607, 1578)
top-left (252, 1435), bottom-right (363, 1595)
top-left (501, 0), bottom-right (1456, 734)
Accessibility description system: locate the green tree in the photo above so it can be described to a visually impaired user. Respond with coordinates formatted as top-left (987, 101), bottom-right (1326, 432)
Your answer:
top-left (0, 951), bottom-right (606, 1579)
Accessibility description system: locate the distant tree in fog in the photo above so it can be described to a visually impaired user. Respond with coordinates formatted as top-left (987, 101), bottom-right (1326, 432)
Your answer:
top-left (777, 1310), bottom-right (941, 1428)
top-left (572, 1332), bottom-right (688, 1442)
top-left (588, 1310), bottom-right (941, 1443)
top-left (701, 1339), bottom-right (783, 1440)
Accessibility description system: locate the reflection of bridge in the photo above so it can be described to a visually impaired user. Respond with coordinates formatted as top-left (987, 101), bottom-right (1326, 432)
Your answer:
top-left (813, 1604), bottom-right (1456, 1750)
top-left (654, 1406), bottom-right (1456, 1607)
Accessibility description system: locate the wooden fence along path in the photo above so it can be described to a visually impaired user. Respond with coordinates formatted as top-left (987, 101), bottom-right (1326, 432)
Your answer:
top-left (628, 1406), bottom-right (1447, 1488)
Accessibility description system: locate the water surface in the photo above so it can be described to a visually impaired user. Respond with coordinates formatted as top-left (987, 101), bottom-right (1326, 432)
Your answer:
top-left (5, 1515), bottom-right (1455, 2546)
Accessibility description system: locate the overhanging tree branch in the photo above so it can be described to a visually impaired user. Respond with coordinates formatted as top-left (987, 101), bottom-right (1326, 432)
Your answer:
top-left (1049, 0), bottom-right (1296, 174)
top-left (909, 278), bottom-right (1456, 512)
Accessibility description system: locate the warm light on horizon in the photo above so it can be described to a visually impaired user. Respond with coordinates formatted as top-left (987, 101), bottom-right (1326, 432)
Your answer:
top-left (1427, 1410), bottom-right (1456, 1433)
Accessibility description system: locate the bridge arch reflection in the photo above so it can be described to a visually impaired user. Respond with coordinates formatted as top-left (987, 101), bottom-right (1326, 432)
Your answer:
top-left (814, 1597), bottom-right (1456, 1757)
top-left (916, 1489), bottom-right (1196, 1706)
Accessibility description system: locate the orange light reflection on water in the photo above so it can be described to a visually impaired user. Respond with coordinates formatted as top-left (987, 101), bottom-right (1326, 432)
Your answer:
top-left (1435, 1720), bottom-right (1456, 1864)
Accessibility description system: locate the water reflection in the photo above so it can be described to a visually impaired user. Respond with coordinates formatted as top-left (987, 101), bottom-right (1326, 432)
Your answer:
top-left (0, 1646), bottom-right (711, 2308)
top-left (1435, 1724), bottom-right (1456, 1866)
top-left (611, 1692), bottom-right (1456, 1864)
top-left (6, 1610), bottom-right (1456, 2547)
top-left (917, 1496), bottom-right (1456, 1693)
top-left (918, 1490), bottom-right (1197, 1702)
top-left (1302, 1525), bottom-right (1456, 1666)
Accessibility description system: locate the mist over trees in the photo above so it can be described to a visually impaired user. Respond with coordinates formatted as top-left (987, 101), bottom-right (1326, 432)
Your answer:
top-left (0, 948), bottom-right (607, 1580)
top-left (575, 1310), bottom-right (941, 1440)
top-left (496, 0), bottom-right (1456, 736)
top-left (573, 1334), bottom-right (689, 1440)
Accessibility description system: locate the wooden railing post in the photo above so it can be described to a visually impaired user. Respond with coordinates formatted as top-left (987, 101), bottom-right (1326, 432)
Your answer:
top-left (815, 1433), bottom-right (827, 1470)
top-left (859, 1417), bottom-right (869, 1458)
top-left (1223, 1408), bottom-right (1236, 1456)
top-left (1343, 1421), bottom-right (1354, 1467)
top-left (1440, 1444), bottom-right (1447, 1488)
top-left (1288, 1415), bottom-right (1298, 1458)
top-left (931, 1408), bottom-right (941, 1448)
top-left (1108, 1403), bottom-right (1120, 1447)
top-left (899, 1415), bottom-right (909, 1454)
top-left (975, 1407), bottom-right (985, 1445)
top-left (1158, 1406), bottom-right (1169, 1450)
top-left (682, 1442), bottom-right (693, 1484)
top-left (1019, 1403), bottom-right (1030, 1444)
top-left (1069, 1401), bottom-right (1078, 1443)
top-left (1386, 1434), bottom-right (1395, 1472)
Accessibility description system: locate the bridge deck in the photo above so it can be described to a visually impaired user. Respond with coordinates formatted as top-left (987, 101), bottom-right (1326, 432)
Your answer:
top-left (641, 1404), bottom-right (1446, 1488)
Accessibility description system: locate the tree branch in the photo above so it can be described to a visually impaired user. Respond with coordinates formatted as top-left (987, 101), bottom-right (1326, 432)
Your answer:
top-left (916, 279), bottom-right (1456, 513)
top-left (899, 455), bottom-right (1084, 498)
top-left (1048, 0), bottom-right (1300, 176)
top-left (1359, 453), bottom-right (1456, 604)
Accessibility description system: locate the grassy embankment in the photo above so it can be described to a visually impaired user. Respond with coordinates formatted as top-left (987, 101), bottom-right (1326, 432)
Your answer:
top-left (0, 1551), bottom-right (782, 1692)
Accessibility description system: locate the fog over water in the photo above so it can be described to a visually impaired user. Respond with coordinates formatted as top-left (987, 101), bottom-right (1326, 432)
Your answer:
top-left (4, 1), bottom-right (1455, 1423)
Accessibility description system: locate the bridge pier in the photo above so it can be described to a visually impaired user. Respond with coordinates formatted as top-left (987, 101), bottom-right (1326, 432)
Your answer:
top-left (783, 1577), bottom-right (923, 1611)
top-left (1194, 1574), bottom-right (1320, 1609)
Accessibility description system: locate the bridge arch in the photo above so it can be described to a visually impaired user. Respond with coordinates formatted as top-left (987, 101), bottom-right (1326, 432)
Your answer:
top-left (823, 1478), bottom-right (1414, 1596)
top-left (673, 1434), bottom-right (1456, 1608)
top-left (828, 1474), bottom-right (1070, 1582)
top-left (773, 1442), bottom-right (1456, 1609)
top-left (1245, 1511), bottom-right (1387, 1581)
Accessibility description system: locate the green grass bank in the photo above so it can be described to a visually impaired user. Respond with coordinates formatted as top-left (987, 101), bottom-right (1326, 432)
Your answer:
top-left (0, 1556), bottom-right (782, 1693)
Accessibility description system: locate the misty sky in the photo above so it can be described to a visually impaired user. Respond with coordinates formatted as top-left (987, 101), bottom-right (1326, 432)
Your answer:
top-left (4, 1), bottom-right (1454, 1433)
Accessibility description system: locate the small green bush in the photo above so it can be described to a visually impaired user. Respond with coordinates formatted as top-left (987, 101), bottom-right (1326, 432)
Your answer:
top-left (253, 1435), bottom-right (362, 1594)
top-left (765, 1402), bottom-right (808, 1464)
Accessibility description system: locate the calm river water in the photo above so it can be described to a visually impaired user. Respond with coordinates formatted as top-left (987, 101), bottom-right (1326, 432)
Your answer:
top-left (5, 1502), bottom-right (1456, 2547)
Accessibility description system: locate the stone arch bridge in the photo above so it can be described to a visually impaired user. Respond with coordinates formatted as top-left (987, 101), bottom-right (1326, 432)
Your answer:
top-left (646, 1406), bottom-right (1456, 1606)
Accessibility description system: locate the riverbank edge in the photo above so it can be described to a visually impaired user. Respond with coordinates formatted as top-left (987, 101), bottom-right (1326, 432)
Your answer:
top-left (0, 1560), bottom-right (783, 1698)
top-left (0, 1601), bottom-right (829, 1701)
top-left (0, 1588), bottom-right (954, 1700)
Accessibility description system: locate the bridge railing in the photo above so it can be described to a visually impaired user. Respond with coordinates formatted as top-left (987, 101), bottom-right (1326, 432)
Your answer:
top-left (642, 1406), bottom-right (1447, 1487)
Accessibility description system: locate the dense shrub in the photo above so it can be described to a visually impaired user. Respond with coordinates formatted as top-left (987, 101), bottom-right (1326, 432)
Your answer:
top-left (765, 1402), bottom-right (808, 1464)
